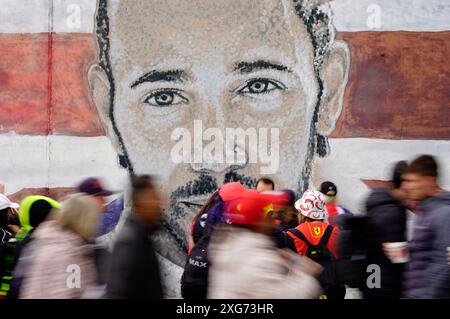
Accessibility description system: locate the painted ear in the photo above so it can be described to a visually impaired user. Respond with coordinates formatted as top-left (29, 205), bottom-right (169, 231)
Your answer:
top-left (317, 41), bottom-right (350, 136)
top-left (88, 64), bottom-right (122, 155)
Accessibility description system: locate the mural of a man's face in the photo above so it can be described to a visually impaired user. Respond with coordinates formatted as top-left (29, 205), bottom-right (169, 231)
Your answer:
top-left (89, 0), bottom-right (349, 266)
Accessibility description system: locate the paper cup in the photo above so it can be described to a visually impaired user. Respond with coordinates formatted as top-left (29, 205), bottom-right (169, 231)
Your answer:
top-left (383, 242), bottom-right (409, 263)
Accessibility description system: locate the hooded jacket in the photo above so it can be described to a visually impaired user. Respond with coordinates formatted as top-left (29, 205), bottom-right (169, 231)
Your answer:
top-left (20, 220), bottom-right (97, 299)
top-left (16, 195), bottom-right (60, 240)
top-left (365, 187), bottom-right (407, 299)
top-left (403, 191), bottom-right (450, 299)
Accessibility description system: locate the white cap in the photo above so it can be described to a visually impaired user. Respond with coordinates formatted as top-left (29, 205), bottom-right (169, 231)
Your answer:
top-left (0, 194), bottom-right (19, 210)
top-left (294, 189), bottom-right (327, 220)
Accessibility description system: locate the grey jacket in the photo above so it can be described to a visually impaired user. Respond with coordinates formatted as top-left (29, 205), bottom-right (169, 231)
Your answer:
top-left (403, 191), bottom-right (450, 298)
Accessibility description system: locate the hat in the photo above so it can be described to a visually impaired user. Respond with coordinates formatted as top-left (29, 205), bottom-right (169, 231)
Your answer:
top-left (224, 189), bottom-right (290, 226)
top-left (319, 181), bottom-right (337, 197)
top-left (0, 194), bottom-right (19, 211)
top-left (294, 190), bottom-right (327, 220)
top-left (218, 182), bottom-right (246, 202)
top-left (77, 177), bottom-right (114, 197)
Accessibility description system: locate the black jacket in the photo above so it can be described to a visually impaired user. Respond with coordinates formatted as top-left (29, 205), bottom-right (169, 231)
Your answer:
top-left (364, 187), bottom-right (407, 299)
top-left (106, 215), bottom-right (163, 299)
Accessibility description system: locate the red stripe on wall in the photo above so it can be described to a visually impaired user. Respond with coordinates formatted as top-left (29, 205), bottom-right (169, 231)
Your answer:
top-left (333, 31), bottom-right (450, 140)
top-left (1, 32), bottom-right (449, 139)
top-left (0, 33), bottom-right (103, 136)
top-left (52, 33), bottom-right (103, 136)
top-left (0, 34), bottom-right (49, 135)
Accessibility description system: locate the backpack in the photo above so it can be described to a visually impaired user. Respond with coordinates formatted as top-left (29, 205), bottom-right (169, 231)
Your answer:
top-left (334, 215), bottom-right (370, 289)
top-left (288, 226), bottom-right (338, 291)
top-left (180, 233), bottom-right (211, 299)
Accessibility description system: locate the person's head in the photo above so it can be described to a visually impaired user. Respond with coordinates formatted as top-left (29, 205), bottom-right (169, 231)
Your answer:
top-left (0, 194), bottom-right (19, 229)
top-left (319, 181), bottom-right (337, 204)
top-left (57, 194), bottom-right (102, 241)
top-left (273, 205), bottom-right (299, 228)
top-left (294, 189), bottom-right (327, 224)
top-left (131, 175), bottom-right (163, 224)
top-left (256, 177), bottom-right (275, 192)
top-left (77, 177), bottom-right (114, 210)
top-left (89, 0), bottom-right (349, 264)
top-left (403, 155), bottom-right (440, 201)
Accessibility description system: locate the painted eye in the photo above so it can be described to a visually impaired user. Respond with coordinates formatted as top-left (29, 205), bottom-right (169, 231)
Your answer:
top-left (143, 90), bottom-right (188, 107)
top-left (238, 78), bottom-right (285, 95)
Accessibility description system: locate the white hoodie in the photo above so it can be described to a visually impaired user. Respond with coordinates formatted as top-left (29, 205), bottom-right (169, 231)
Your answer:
top-left (208, 225), bottom-right (322, 299)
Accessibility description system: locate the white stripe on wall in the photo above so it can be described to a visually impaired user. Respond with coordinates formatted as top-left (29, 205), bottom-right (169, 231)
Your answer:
top-left (0, 0), bottom-right (96, 33)
top-left (1, 133), bottom-right (449, 215)
top-left (329, 0), bottom-right (450, 32)
top-left (314, 138), bottom-right (450, 214)
top-left (1, 0), bottom-right (449, 34)
top-left (0, 133), bottom-right (127, 195)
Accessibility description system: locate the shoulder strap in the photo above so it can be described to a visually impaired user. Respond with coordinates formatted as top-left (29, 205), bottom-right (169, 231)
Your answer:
top-left (288, 228), bottom-right (314, 248)
top-left (319, 225), bottom-right (333, 246)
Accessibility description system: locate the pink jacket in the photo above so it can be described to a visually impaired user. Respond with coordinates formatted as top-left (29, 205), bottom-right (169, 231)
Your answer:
top-left (208, 226), bottom-right (321, 299)
top-left (20, 221), bottom-right (97, 299)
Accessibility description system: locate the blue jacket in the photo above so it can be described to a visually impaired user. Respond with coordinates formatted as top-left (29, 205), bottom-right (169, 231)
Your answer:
top-left (403, 192), bottom-right (450, 298)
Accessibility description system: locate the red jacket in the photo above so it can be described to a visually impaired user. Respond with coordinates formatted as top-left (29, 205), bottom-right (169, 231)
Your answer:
top-left (287, 221), bottom-right (339, 258)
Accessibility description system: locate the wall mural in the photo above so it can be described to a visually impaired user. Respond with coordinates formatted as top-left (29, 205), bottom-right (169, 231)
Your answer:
top-left (1, 0), bottom-right (449, 297)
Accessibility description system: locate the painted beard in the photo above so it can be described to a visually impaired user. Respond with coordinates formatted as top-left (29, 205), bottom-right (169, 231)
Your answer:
top-left (152, 169), bottom-right (257, 267)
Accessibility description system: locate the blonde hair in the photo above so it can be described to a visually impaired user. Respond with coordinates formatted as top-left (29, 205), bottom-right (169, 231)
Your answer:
top-left (57, 194), bottom-right (101, 241)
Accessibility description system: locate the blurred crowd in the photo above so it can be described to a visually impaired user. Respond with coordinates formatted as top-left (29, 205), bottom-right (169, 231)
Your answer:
top-left (0, 154), bottom-right (449, 299)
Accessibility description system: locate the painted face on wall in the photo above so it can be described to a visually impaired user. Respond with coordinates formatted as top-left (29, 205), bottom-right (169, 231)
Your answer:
top-left (89, 0), bottom-right (349, 266)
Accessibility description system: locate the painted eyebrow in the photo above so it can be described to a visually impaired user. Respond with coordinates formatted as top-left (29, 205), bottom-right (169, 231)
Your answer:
top-left (130, 70), bottom-right (188, 89)
top-left (234, 60), bottom-right (292, 73)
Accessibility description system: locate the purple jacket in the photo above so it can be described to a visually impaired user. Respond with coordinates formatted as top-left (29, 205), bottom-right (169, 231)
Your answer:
top-left (403, 192), bottom-right (450, 298)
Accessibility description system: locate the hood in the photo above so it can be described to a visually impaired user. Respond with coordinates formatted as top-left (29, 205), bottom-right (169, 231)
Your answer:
top-left (17, 195), bottom-right (61, 238)
top-left (420, 191), bottom-right (450, 212)
top-left (366, 187), bottom-right (400, 211)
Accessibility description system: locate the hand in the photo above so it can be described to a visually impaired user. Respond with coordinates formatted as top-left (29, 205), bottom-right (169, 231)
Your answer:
top-left (8, 224), bottom-right (20, 235)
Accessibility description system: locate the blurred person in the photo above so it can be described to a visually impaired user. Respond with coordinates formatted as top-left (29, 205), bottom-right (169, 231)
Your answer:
top-left (319, 181), bottom-right (353, 227)
top-left (182, 182), bottom-right (254, 299)
top-left (77, 177), bottom-right (118, 286)
top-left (77, 176), bottom-right (121, 236)
top-left (272, 205), bottom-right (299, 231)
top-left (1, 196), bottom-right (61, 299)
top-left (208, 188), bottom-right (321, 299)
top-left (106, 175), bottom-right (163, 299)
top-left (400, 155), bottom-right (450, 299)
top-left (20, 194), bottom-right (101, 299)
top-left (187, 190), bottom-right (220, 255)
top-left (0, 182), bottom-right (4, 194)
top-left (271, 189), bottom-right (298, 231)
top-left (286, 190), bottom-right (345, 299)
top-left (182, 190), bottom-right (225, 300)
top-left (0, 194), bottom-right (19, 243)
top-left (256, 177), bottom-right (275, 193)
top-left (364, 161), bottom-right (408, 299)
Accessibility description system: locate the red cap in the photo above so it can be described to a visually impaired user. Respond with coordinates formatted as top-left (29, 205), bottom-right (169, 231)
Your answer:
top-left (218, 182), bottom-right (246, 201)
top-left (224, 189), bottom-right (290, 226)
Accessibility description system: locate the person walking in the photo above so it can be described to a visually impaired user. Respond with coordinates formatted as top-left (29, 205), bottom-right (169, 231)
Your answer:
top-left (106, 175), bottom-right (163, 299)
top-left (364, 161), bottom-right (408, 299)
